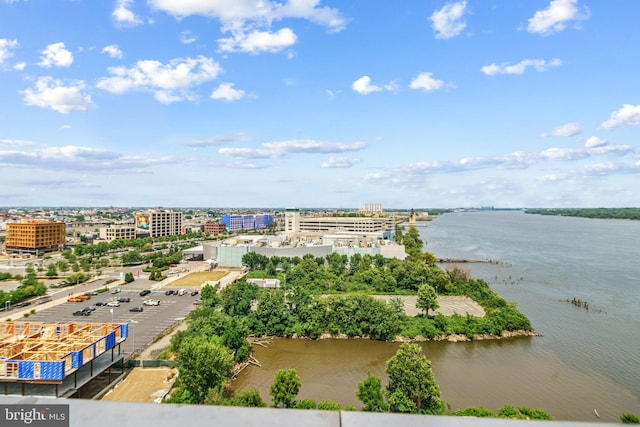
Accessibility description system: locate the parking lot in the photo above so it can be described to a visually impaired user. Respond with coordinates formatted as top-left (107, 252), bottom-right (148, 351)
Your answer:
top-left (21, 286), bottom-right (202, 356)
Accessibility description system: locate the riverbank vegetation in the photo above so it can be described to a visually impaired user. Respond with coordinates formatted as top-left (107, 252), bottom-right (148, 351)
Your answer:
top-left (164, 226), bottom-right (533, 408)
top-left (525, 207), bottom-right (640, 220)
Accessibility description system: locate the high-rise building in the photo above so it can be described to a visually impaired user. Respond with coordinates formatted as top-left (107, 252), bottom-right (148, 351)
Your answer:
top-left (5, 221), bottom-right (66, 254)
top-left (135, 210), bottom-right (183, 238)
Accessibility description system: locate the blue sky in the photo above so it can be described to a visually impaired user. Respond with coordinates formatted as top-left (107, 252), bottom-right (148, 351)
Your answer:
top-left (1, 0), bottom-right (639, 209)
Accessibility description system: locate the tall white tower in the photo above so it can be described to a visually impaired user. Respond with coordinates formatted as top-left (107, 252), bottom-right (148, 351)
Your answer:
top-left (284, 208), bottom-right (300, 233)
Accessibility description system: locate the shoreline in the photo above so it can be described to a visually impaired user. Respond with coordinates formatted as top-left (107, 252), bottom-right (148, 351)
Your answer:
top-left (258, 329), bottom-right (540, 343)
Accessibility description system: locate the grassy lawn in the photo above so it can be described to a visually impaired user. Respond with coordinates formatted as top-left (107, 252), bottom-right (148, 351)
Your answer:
top-left (165, 271), bottom-right (229, 288)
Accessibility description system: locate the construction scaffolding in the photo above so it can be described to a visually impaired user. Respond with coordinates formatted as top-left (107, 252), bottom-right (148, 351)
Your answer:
top-left (0, 321), bottom-right (127, 382)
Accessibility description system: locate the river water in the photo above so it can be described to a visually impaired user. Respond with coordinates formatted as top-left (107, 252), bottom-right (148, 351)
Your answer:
top-left (232, 211), bottom-right (640, 421)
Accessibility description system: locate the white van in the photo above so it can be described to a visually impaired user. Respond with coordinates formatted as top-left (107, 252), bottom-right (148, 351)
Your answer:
top-left (178, 288), bottom-right (187, 296)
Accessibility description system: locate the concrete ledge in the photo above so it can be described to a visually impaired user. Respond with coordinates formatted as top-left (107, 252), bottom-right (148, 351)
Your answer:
top-left (0, 397), bottom-right (620, 427)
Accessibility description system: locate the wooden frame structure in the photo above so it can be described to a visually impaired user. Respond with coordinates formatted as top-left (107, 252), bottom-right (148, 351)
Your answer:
top-left (0, 321), bottom-right (127, 383)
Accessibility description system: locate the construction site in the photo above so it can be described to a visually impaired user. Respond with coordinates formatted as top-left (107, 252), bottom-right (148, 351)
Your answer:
top-left (0, 321), bottom-right (128, 398)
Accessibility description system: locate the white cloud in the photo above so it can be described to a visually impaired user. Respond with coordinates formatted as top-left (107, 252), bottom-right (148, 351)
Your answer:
top-left (113, 0), bottom-right (143, 26)
top-left (601, 104), bottom-right (640, 129)
top-left (38, 42), bottom-right (73, 68)
top-left (96, 56), bottom-right (222, 103)
top-left (14, 62), bottom-right (26, 70)
top-left (429, 1), bottom-right (468, 39)
top-left (482, 58), bottom-right (561, 75)
top-left (148, 0), bottom-right (346, 32)
top-left (584, 136), bottom-right (606, 148)
top-left (352, 76), bottom-right (382, 95)
top-left (540, 122), bottom-right (581, 137)
top-left (218, 28), bottom-right (297, 54)
top-left (149, 0), bottom-right (345, 54)
top-left (181, 31), bottom-right (197, 44)
top-left (527, 0), bottom-right (589, 36)
top-left (409, 72), bottom-right (445, 92)
top-left (364, 143), bottom-right (634, 182)
top-left (211, 83), bottom-right (246, 101)
top-left (101, 44), bottom-right (123, 59)
top-left (0, 38), bottom-right (19, 67)
top-left (321, 157), bottom-right (360, 168)
top-left (0, 139), bottom-right (35, 147)
top-left (21, 77), bottom-right (93, 114)
top-left (184, 134), bottom-right (250, 148)
top-left (0, 144), bottom-right (176, 171)
top-left (220, 139), bottom-right (367, 159)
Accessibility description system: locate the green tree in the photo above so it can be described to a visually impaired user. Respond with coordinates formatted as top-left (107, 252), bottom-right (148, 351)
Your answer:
top-left (200, 283), bottom-right (220, 308)
top-left (229, 387), bottom-right (266, 407)
top-left (220, 281), bottom-right (258, 316)
top-left (357, 372), bottom-right (388, 412)
top-left (177, 336), bottom-right (234, 403)
top-left (124, 272), bottom-right (135, 283)
top-left (45, 264), bottom-right (58, 278)
top-left (270, 368), bottom-right (301, 408)
top-left (416, 284), bottom-right (439, 317)
top-left (385, 343), bottom-right (444, 414)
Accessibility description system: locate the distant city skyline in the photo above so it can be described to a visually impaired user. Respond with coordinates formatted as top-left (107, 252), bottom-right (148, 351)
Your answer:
top-left (1, 1), bottom-right (639, 208)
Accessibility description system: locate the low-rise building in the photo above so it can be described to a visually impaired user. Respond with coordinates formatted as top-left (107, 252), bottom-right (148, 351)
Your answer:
top-left (99, 225), bottom-right (136, 241)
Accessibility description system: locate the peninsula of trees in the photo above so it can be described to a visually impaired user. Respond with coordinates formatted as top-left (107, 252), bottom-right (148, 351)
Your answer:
top-left (163, 226), bottom-right (533, 408)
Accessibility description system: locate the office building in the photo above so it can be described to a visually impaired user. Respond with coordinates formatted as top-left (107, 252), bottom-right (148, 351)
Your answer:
top-left (5, 221), bottom-right (66, 254)
top-left (135, 210), bottom-right (183, 238)
top-left (221, 214), bottom-right (274, 232)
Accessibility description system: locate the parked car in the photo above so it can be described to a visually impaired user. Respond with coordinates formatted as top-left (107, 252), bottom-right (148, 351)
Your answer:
top-left (82, 306), bottom-right (96, 312)
top-left (15, 301), bottom-right (32, 308)
top-left (67, 297), bottom-right (83, 302)
top-left (111, 288), bottom-right (121, 294)
top-left (190, 290), bottom-right (199, 296)
top-left (165, 289), bottom-right (174, 296)
top-left (117, 297), bottom-right (131, 303)
top-left (73, 310), bottom-right (90, 316)
top-left (129, 306), bottom-right (143, 312)
top-left (177, 289), bottom-right (187, 296)
top-left (84, 291), bottom-right (98, 296)
top-left (95, 301), bottom-right (107, 306)
top-left (77, 295), bottom-right (91, 300)
top-left (139, 289), bottom-right (151, 297)
top-left (106, 301), bottom-right (120, 307)
top-left (193, 299), bottom-right (202, 305)
top-left (143, 299), bottom-right (160, 306)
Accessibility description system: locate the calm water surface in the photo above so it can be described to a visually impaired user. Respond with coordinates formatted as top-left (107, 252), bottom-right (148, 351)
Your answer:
top-left (233, 211), bottom-right (640, 421)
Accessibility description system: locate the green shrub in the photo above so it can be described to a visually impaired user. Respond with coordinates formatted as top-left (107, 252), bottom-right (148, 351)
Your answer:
top-left (317, 400), bottom-right (342, 411)
top-left (295, 399), bottom-right (317, 410)
top-left (451, 406), bottom-right (496, 417)
top-left (621, 413), bottom-right (640, 424)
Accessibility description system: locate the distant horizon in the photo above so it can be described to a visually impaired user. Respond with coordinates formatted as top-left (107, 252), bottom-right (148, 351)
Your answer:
top-left (1, 206), bottom-right (638, 211)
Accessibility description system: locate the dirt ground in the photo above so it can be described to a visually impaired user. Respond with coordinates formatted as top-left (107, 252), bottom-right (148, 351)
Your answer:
top-left (374, 295), bottom-right (485, 317)
top-left (101, 367), bottom-right (178, 403)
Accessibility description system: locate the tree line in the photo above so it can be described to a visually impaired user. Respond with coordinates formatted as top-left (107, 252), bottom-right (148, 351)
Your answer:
top-left (525, 208), bottom-right (640, 220)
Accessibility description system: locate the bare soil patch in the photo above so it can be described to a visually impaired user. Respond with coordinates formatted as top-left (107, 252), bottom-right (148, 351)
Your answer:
top-left (374, 295), bottom-right (485, 317)
top-left (101, 367), bottom-right (177, 403)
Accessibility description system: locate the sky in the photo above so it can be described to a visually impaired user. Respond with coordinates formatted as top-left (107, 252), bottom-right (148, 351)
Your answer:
top-left (1, 0), bottom-right (639, 209)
